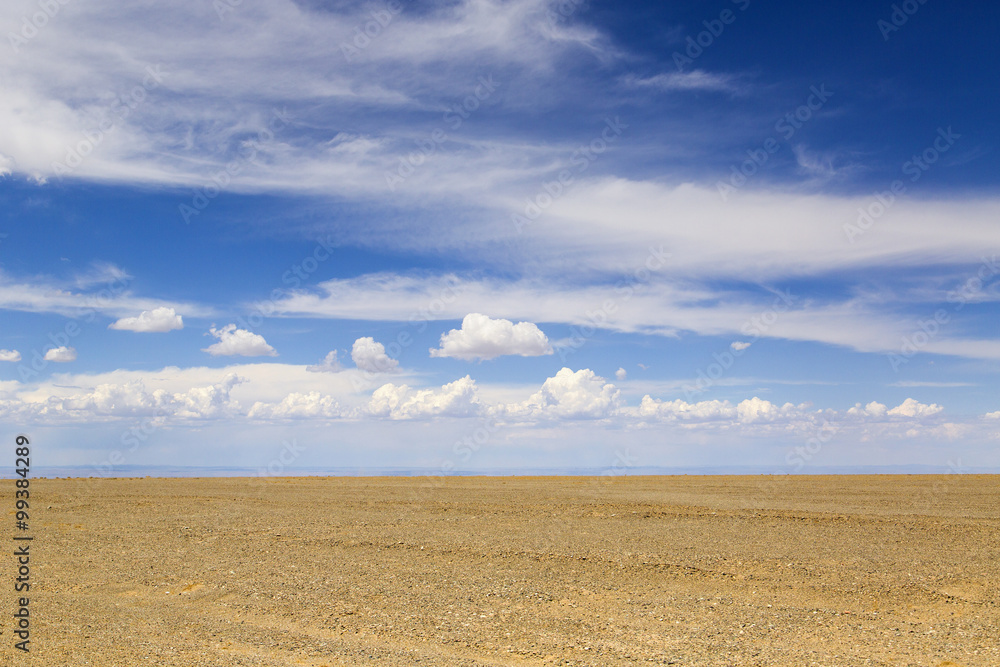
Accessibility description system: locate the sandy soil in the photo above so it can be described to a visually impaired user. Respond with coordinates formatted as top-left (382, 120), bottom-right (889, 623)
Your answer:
top-left (2, 474), bottom-right (998, 666)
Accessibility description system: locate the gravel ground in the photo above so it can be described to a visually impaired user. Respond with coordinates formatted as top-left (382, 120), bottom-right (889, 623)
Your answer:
top-left (2, 474), bottom-right (998, 666)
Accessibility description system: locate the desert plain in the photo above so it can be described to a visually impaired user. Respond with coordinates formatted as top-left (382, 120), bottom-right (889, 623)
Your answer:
top-left (2, 474), bottom-right (998, 666)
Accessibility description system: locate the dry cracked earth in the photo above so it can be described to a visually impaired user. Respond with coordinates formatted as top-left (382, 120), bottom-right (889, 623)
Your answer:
top-left (1, 475), bottom-right (998, 666)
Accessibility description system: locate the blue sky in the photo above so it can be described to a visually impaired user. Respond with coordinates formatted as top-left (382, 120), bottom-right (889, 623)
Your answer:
top-left (1, 0), bottom-right (999, 473)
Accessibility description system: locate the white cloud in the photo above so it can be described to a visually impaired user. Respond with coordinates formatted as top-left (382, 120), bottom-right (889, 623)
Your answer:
top-left (0, 349), bottom-right (20, 362)
top-left (352, 337), bottom-right (398, 373)
top-left (0, 358), bottom-right (978, 447)
top-left (163, 373), bottom-right (248, 419)
top-left (792, 144), bottom-right (846, 180)
top-left (1, 0), bottom-right (998, 396)
top-left (203, 324), bottom-right (277, 357)
top-left (0, 0), bottom-right (605, 192)
top-left (368, 376), bottom-right (481, 419)
top-left (0, 373), bottom-right (247, 422)
top-left (615, 367), bottom-right (627, 380)
top-left (637, 396), bottom-right (735, 421)
top-left (108, 306), bottom-right (183, 332)
top-left (887, 398), bottom-right (944, 419)
top-left (730, 341), bottom-right (751, 351)
top-left (268, 269), bottom-right (1000, 363)
top-left (306, 351), bottom-right (342, 373)
top-left (0, 268), bottom-right (210, 319)
top-left (636, 395), bottom-right (805, 424)
top-left (985, 411), bottom-right (1000, 420)
top-left (846, 399), bottom-right (944, 420)
top-left (737, 397), bottom-right (786, 423)
top-left (889, 381), bottom-right (976, 388)
top-left (498, 368), bottom-right (620, 420)
top-left (928, 423), bottom-right (971, 441)
top-left (430, 313), bottom-right (553, 360)
top-left (248, 392), bottom-right (342, 420)
top-left (73, 262), bottom-right (132, 289)
top-left (0, 153), bottom-right (13, 176)
top-left (847, 401), bottom-right (888, 418)
top-left (44, 346), bottom-right (77, 362)
top-left (0, 362), bottom-right (412, 422)
top-left (626, 71), bottom-right (736, 93)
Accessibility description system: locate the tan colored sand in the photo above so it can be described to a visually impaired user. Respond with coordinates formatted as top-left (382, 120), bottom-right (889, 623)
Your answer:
top-left (3, 475), bottom-right (998, 666)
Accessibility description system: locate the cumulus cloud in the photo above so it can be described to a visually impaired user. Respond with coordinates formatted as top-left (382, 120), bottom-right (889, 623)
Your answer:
top-left (430, 313), bottom-right (553, 360)
top-left (737, 397), bottom-right (787, 423)
top-left (108, 307), bottom-right (183, 332)
top-left (352, 337), bottom-right (398, 373)
top-left (44, 346), bottom-right (77, 362)
top-left (615, 367), bottom-right (627, 380)
top-left (887, 398), bottom-right (944, 419)
top-left (846, 398), bottom-right (945, 423)
top-left (0, 373), bottom-right (247, 422)
top-left (637, 396), bottom-right (805, 424)
top-left (155, 373), bottom-right (248, 419)
top-left (985, 411), bottom-right (1000, 420)
top-left (730, 341), bottom-right (751, 351)
top-left (499, 368), bottom-right (620, 420)
top-left (203, 324), bottom-right (277, 357)
top-left (248, 392), bottom-right (342, 419)
top-left (368, 376), bottom-right (481, 419)
top-left (638, 396), bottom-right (734, 421)
top-left (306, 351), bottom-right (342, 373)
top-left (0, 153), bottom-right (13, 176)
top-left (0, 349), bottom-right (21, 362)
top-left (847, 401), bottom-right (888, 418)
top-left (0, 356), bottom-right (977, 446)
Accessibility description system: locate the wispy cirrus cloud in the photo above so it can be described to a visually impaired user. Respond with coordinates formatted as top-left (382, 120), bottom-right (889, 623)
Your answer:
top-left (624, 70), bottom-right (739, 93)
top-left (0, 268), bottom-right (211, 318)
top-left (263, 270), bottom-right (1000, 362)
top-left (0, 0), bottom-right (609, 191)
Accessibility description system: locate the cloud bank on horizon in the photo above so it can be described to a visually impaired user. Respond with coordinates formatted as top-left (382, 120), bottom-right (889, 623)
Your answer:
top-left (1, 0), bottom-right (999, 471)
